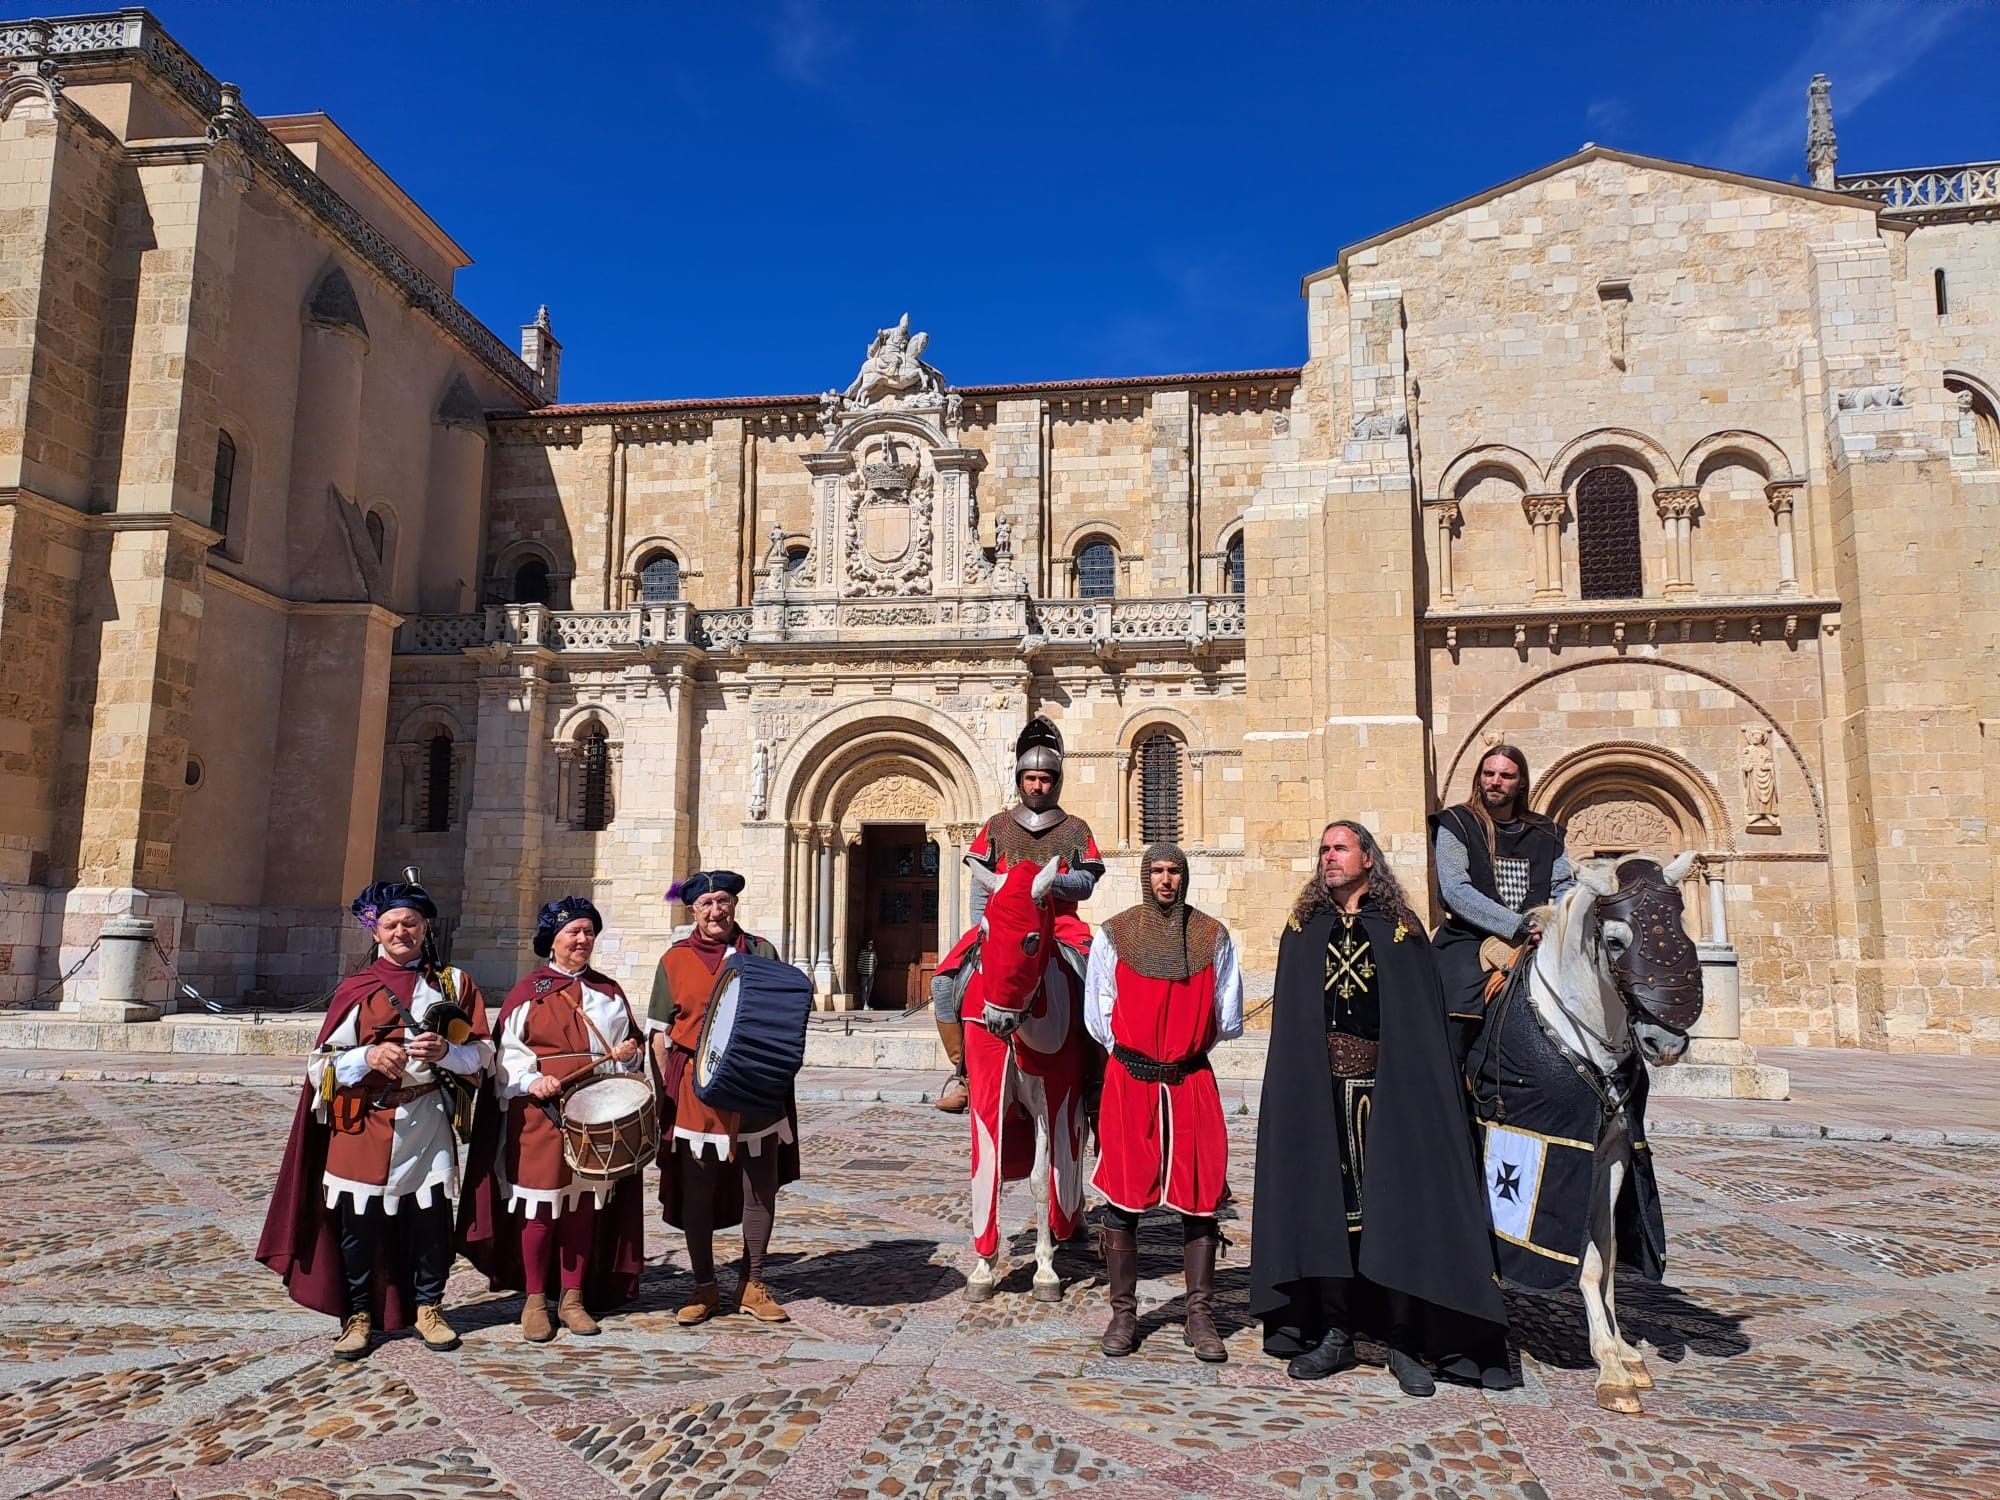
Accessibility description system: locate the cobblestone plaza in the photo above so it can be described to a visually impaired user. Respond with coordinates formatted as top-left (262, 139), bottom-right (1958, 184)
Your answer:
top-left (1, 1079), bottom-right (1996, 1499)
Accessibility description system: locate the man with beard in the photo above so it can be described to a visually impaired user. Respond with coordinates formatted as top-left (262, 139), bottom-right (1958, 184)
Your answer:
top-left (1250, 822), bottom-right (1511, 1396)
top-left (1430, 745), bottom-right (1573, 1066)
top-left (929, 717), bottom-right (1103, 1112)
top-left (1084, 843), bottom-right (1242, 1362)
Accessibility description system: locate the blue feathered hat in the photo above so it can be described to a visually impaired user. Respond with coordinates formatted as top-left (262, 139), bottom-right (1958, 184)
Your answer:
top-left (666, 870), bottom-right (746, 906)
top-left (534, 896), bottom-right (604, 958)
top-left (350, 879), bottom-right (436, 933)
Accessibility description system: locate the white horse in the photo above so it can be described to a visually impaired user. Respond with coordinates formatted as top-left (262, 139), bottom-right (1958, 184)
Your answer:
top-left (1477, 851), bottom-right (1701, 1414)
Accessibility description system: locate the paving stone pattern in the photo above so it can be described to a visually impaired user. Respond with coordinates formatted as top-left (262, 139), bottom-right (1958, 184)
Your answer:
top-left (0, 1080), bottom-right (1995, 1498)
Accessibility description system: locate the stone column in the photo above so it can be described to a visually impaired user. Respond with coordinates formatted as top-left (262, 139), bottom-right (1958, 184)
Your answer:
top-left (829, 834), bottom-right (855, 1009)
top-left (1654, 487), bottom-right (1701, 595)
top-left (813, 826), bottom-right (835, 999)
top-left (80, 915), bottom-right (159, 1023)
top-left (1186, 750), bottom-right (1208, 845)
top-left (1705, 863), bottom-right (1729, 945)
top-left (1523, 494), bottom-right (1568, 600)
top-left (1114, 750), bottom-right (1132, 850)
top-left (1433, 502), bottom-right (1461, 602)
top-left (944, 824), bottom-right (970, 944)
top-left (783, 822), bottom-right (809, 968)
top-left (1766, 480), bottom-right (1803, 596)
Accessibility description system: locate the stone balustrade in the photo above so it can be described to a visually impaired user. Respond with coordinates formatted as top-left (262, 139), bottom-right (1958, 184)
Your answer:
top-left (394, 595), bottom-right (1246, 656)
top-left (1837, 163), bottom-right (2000, 223)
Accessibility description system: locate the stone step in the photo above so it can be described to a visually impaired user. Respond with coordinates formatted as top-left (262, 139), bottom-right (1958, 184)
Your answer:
top-left (0, 1011), bottom-right (322, 1055)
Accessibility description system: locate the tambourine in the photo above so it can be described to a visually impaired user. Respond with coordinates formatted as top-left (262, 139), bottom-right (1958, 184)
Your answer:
top-left (693, 954), bottom-right (811, 1115)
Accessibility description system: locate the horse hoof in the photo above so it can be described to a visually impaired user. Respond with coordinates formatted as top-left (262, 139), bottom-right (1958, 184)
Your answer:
top-left (1595, 1381), bottom-right (1643, 1414)
top-left (1622, 1360), bottom-right (1654, 1391)
top-left (965, 1280), bottom-right (996, 1303)
top-left (1032, 1280), bottom-right (1062, 1303)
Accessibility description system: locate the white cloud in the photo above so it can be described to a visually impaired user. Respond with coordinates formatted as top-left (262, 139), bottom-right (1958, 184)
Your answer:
top-left (1703, 4), bottom-right (1964, 175)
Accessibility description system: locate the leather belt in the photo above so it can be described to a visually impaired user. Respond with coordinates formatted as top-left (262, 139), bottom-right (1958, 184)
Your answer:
top-left (1111, 1043), bottom-right (1209, 1085)
top-left (375, 1081), bottom-right (442, 1109)
top-left (1326, 1032), bottom-right (1379, 1078)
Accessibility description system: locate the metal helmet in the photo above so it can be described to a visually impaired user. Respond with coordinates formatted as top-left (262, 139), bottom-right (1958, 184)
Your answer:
top-left (1014, 717), bottom-right (1065, 806)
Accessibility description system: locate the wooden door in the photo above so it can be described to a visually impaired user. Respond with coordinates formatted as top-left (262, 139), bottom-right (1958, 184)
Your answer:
top-left (860, 827), bottom-right (940, 1009)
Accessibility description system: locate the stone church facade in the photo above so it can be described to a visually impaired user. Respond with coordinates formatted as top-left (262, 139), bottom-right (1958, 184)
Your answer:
top-left (3, 16), bottom-right (1997, 1054)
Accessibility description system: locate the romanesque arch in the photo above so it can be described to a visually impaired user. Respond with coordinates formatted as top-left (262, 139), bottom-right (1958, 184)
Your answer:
top-left (1681, 429), bottom-right (1794, 484)
top-left (1435, 443), bottom-right (1546, 501)
top-left (1550, 427), bottom-right (1680, 490)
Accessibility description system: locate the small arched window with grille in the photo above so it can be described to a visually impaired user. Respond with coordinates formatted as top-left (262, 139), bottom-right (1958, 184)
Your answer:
top-left (1575, 467), bottom-right (1643, 600)
top-left (1076, 539), bottom-right (1118, 598)
top-left (513, 557), bottom-right (552, 604)
top-left (1226, 533), bottom-right (1245, 594)
top-left (639, 551), bottom-right (681, 603)
top-left (1138, 733), bottom-right (1183, 844)
top-left (423, 732), bottom-right (453, 832)
top-left (209, 431), bottom-right (237, 551)
top-left (577, 723), bottom-right (612, 831)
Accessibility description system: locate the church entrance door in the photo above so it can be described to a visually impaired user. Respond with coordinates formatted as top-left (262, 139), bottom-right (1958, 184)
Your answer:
top-left (856, 825), bottom-right (940, 1009)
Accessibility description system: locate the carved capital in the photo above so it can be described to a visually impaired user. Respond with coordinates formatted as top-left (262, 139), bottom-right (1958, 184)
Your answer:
top-left (1522, 493), bottom-right (1568, 526)
top-left (1653, 486), bottom-right (1702, 521)
top-left (1434, 501), bottom-right (1463, 529)
top-left (1764, 479), bottom-right (1804, 516)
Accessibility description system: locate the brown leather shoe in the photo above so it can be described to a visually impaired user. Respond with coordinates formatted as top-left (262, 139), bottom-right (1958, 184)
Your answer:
top-left (1182, 1230), bottom-right (1226, 1363)
top-left (414, 1303), bottom-right (461, 1352)
top-left (739, 1279), bottom-right (790, 1323)
top-left (676, 1281), bottom-right (721, 1326)
top-left (521, 1293), bottom-right (555, 1343)
top-left (557, 1289), bottom-right (600, 1337)
top-left (1099, 1225), bottom-right (1139, 1357)
top-left (332, 1311), bottom-right (372, 1361)
top-left (934, 1073), bottom-right (969, 1112)
top-left (934, 1022), bottom-right (969, 1112)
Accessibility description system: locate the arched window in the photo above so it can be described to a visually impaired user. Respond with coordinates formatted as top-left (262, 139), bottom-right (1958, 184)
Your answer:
top-left (577, 723), bottom-right (611, 831)
top-left (209, 430), bottom-right (237, 551)
top-left (1226, 533), bottom-right (1245, 595)
top-left (1575, 467), bottom-right (1642, 600)
top-left (1138, 732), bottom-right (1183, 844)
top-left (1935, 268), bottom-right (1949, 317)
top-left (423, 732), bottom-right (453, 832)
top-left (639, 551), bottom-right (681, 603)
top-left (786, 544), bottom-right (811, 576)
top-left (1076, 539), bottom-right (1118, 598)
top-left (365, 510), bottom-right (387, 561)
top-left (513, 557), bottom-right (552, 604)
top-left (1947, 378), bottom-right (2000, 466)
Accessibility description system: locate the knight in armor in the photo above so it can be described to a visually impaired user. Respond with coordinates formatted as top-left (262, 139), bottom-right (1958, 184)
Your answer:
top-left (1430, 744), bottom-right (1574, 1066)
top-left (1249, 822), bottom-right (1510, 1396)
top-left (647, 871), bottom-right (801, 1327)
top-left (1085, 842), bottom-right (1243, 1361)
top-left (257, 880), bottom-right (493, 1362)
top-left (457, 898), bottom-right (649, 1343)
top-left (930, 717), bottom-right (1104, 1112)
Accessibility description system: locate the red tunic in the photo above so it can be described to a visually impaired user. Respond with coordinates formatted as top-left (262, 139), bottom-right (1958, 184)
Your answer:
top-left (1092, 959), bottom-right (1230, 1217)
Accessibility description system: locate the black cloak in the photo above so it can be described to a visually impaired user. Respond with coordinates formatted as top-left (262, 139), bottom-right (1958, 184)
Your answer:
top-left (1250, 898), bottom-right (1507, 1355)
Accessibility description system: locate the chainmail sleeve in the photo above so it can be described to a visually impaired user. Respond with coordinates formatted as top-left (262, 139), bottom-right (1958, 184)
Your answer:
top-left (1434, 825), bottom-right (1531, 941)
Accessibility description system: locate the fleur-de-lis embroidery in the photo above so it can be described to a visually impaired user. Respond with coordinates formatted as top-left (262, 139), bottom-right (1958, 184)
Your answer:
top-left (1324, 918), bottom-right (1376, 1002)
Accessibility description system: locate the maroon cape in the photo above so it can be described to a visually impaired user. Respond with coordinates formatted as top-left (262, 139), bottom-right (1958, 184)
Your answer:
top-left (455, 965), bottom-right (647, 1310)
top-left (254, 958), bottom-right (486, 1328)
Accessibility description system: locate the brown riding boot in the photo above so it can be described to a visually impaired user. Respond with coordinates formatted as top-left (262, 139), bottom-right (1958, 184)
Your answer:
top-left (557, 1289), bottom-right (600, 1337)
top-left (414, 1303), bottom-right (461, 1352)
top-left (739, 1279), bottom-right (790, 1323)
top-left (1099, 1225), bottom-right (1140, 1357)
top-left (521, 1294), bottom-right (555, 1343)
top-left (1181, 1228), bottom-right (1226, 1363)
top-left (676, 1281), bottom-right (721, 1326)
top-left (935, 1020), bottom-right (969, 1113)
top-left (332, 1311), bottom-right (372, 1361)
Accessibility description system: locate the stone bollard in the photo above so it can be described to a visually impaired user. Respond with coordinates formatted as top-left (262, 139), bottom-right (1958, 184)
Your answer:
top-left (78, 915), bottom-right (162, 1023)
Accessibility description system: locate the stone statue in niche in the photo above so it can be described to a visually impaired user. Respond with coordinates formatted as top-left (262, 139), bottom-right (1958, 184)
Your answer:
top-left (749, 740), bottom-right (770, 821)
top-left (1740, 727), bottom-right (1781, 832)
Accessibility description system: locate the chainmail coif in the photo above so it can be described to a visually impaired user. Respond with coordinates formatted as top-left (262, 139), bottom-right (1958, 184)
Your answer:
top-left (1102, 842), bottom-right (1223, 982)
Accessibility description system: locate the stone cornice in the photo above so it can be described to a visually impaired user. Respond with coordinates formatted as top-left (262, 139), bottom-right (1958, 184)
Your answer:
top-left (1423, 595), bottom-right (1839, 628)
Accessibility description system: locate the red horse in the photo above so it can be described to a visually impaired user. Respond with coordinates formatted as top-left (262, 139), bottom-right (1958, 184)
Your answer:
top-left (938, 860), bottom-right (1090, 1301)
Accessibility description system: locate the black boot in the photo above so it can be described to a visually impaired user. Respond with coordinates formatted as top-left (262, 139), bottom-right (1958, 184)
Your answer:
top-left (1388, 1344), bottom-right (1436, 1397)
top-left (1286, 1327), bottom-right (1356, 1381)
top-left (1099, 1225), bottom-right (1139, 1357)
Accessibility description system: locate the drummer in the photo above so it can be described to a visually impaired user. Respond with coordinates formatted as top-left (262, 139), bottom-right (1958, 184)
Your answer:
top-left (459, 897), bottom-right (649, 1342)
top-left (648, 870), bottom-right (800, 1326)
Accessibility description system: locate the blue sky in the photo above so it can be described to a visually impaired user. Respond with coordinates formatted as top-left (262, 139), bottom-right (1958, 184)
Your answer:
top-left (135, 1), bottom-right (2000, 403)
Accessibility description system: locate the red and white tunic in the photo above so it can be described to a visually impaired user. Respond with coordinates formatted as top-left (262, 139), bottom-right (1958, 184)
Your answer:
top-left (495, 965), bottom-right (645, 1218)
top-left (308, 960), bottom-right (492, 1215)
top-left (1083, 924), bottom-right (1243, 1217)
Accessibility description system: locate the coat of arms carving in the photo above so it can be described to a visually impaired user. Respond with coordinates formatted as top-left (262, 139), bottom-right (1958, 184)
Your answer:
top-left (845, 436), bottom-right (933, 595)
